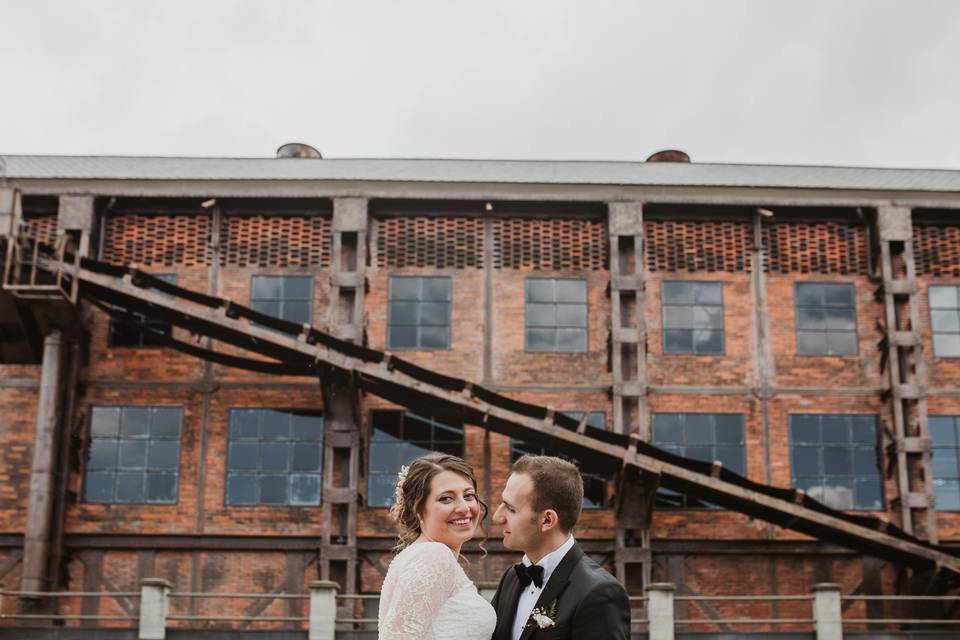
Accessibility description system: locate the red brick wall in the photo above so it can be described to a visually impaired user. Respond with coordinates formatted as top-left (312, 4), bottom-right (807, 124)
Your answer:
top-left (4, 209), bottom-right (960, 623)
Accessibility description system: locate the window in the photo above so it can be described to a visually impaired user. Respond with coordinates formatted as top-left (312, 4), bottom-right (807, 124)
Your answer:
top-left (652, 413), bottom-right (745, 508)
top-left (929, 286), bottom-right (960, 357)
top-left (525, 278), bottom-right (588, 352)
top-left (511, 411), bottom-right (608, 508)
top-left (387, 277), bottom-right (451, 349)
top-left (368, 411), bottom-right (464, 506)
top-left (109, 274), bottom-right (177, 347)
top-left (795, 283), bottom-right (858, 356)
top-left (84, 406), bottom-right (182, 504)
top-left (250, 276), bottom-right (313, 325)
top-left (226, 409), bottom-right (323, 506)
top-left (930, 416), bottom-right (960, 511)
top-left (662, 281), bottom-right (724, 355)
top-left (789, 414), bottom-right (882, 510)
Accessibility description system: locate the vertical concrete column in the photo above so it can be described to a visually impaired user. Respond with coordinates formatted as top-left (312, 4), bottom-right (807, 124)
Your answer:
top-left (308, 580), bottom-right (340, 640)
top-left (20, 330), bottom-right (64, 595)
top-left (0, 187), bottom-right (20, 236)
top-left (645, 583), bottom-right (675, 640)
top-left (139, 578), bottom-right (172, 640)
top-left (812, 583), bottom-right (842, 640)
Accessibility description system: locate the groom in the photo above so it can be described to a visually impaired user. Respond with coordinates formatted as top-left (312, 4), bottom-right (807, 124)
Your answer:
top-left (490, 455), bottom-right (630, 640)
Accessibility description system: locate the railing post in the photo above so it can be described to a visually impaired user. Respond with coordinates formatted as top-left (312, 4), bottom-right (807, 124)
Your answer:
top-left (812, 583), bottom-right (842, 640)
top-left (309, 580), bottom-right (340, 640)
top-left (645, 582), bottom-right (675, 640)
top-left (139, 578), bottom-right (172, 640)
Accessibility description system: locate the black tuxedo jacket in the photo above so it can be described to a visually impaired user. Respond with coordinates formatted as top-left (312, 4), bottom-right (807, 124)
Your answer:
top-left (490, 542), bottom-right (630, 640)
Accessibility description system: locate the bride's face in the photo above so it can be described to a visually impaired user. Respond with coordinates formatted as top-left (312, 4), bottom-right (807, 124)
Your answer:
top-left (419, 470), bottom-right (481, 551)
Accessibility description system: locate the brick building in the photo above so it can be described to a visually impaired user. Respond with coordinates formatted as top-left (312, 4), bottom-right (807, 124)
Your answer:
top-left (1, 149), bottom-right (959, 634)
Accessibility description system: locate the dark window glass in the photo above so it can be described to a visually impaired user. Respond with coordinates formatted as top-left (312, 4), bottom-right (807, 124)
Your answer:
top-left (225, 409), bottom-right (323, 506)
top-left (250, 276), bottom-right (313, 325)
top-left (795, 283), bottom-right (858, 356)
top-left (652, 413), bottom-right (746, 508)
top-left (387, 277), bottom-right (452, 350)
top-left (109, 274), bottom-right (178, 347)
top-left (662, 282), bottom-right (724, 355)
top-left (789, 414), bottom-right (882, 510)
top-left (84, 406), bottom-right (182, 504)
top-left (367, 411), bottom-right (464, 507)
top-left (510, 412), bottom-right (609, 509)
top-left (525, 279), bottom-right (588, 352)
top-left (930, 415), bottom-right (960, 511)
top-left (929, 286), bottom-right (960, 358)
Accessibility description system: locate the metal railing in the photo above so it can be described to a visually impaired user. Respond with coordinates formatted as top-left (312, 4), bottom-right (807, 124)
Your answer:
top-left (2, 233), bottom-right (80, 302)
top-left (3, 580), bottom-right (959, 639)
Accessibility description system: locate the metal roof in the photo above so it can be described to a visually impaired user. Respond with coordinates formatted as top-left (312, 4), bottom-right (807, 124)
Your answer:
top-left (2, 154), bottom-right (960, 192)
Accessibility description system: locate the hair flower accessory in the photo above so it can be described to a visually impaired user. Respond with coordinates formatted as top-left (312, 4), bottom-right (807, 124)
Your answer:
top-left (391, 464), bottom-right (410, 515)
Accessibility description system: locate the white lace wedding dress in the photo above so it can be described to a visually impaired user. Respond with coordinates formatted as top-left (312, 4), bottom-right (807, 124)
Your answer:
top-left (378, 540), bottom-right (496, 640)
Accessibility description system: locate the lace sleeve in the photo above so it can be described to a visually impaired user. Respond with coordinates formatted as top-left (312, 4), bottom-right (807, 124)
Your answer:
top-left (379, 543), bottom-right (458, 640)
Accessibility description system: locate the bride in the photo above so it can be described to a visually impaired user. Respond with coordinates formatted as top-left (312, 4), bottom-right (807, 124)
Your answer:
top-left (378, 452), bottom-right (497, 640)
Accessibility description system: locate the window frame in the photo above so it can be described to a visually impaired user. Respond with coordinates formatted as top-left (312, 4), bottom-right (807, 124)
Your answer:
top-left (83, 405), bottom-right (184, 505)
top-left (651, 412), bottom-right (746, 509)
top-left (386, 276), bottom-right (453, 351)
top-left (661, 280), bottom-right (726, 355)
top-left (794, 282), bottom-right (859, 357)
top-left (108, 274), bottom-right (178, 348)
top-left (929, 284), bottom-right (960, 358)
top-left (524, 277), bottom-right (589, 353)
top-left (367, 411), bottom-right (465, 508)
top-left (249, 275), bottom-right (314, 326)
top-left (224, 408), bottom-right (325, 507)
top-left (788, 413), bottom-right (884, 511)
top-left (930, 415), bottom-right (960, 511)
top-left (509, 411), bottom-right (609, 509)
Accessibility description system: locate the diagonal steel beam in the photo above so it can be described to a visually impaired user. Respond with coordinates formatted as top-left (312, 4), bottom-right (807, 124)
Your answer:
top-left (26, 251), bottom-right (960, 580)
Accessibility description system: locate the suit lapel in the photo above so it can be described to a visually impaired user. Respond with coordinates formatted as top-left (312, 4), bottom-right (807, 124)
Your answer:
top-left (518, 543), bottom-right (583, 640)
top-left (495, 569), bottom-right (522, 640)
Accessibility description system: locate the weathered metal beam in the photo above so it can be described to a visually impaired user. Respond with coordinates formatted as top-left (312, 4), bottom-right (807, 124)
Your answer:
top-left (27, 251), bottom-right (960, 580)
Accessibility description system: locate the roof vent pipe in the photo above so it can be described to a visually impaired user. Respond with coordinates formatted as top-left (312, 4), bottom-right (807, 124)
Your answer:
top-left (276, 143), bottom-right (322, 159)
top-left (646, 149), bottom-right (690, 163)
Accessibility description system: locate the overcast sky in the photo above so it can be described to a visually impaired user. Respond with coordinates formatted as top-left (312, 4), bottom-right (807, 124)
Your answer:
top-left (3, 1), bottom-right (960, 169)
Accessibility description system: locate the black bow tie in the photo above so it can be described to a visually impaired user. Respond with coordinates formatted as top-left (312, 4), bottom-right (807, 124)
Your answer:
top-left (514, 563), bottom-right (545, 589)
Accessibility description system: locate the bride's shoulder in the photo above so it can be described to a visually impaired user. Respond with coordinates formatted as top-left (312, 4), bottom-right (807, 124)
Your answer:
top-left (399, 540), bottom-right (458, 563)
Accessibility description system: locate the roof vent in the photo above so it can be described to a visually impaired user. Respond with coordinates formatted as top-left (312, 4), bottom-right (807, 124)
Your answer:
top-left (276, 143), bottom-right (322, 159)
top-left (646, 149), bottom-right (690, 163)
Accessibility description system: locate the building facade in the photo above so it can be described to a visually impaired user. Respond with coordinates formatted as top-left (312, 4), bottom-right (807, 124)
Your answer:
top-left (1, 152), bottom-right (960, 632)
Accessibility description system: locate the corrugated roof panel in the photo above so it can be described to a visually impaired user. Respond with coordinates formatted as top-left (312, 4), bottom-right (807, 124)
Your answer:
top-left (2, 154), bottom-right (960, 192)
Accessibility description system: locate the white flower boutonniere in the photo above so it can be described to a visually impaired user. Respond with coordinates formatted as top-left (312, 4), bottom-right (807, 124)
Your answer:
top-left (525, 599), bottom-right (558, 630)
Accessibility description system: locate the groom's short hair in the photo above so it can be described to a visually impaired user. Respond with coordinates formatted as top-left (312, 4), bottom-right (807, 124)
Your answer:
top-left (512, 455), bottom-right (583, 532)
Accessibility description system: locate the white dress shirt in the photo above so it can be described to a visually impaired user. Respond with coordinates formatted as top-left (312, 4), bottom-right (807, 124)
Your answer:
top-left (511, 536), bottom-right (576, 640)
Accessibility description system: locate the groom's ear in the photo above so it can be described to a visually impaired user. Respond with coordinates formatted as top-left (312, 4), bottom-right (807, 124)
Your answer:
top-left (540, 509), bottom-right (560, 532)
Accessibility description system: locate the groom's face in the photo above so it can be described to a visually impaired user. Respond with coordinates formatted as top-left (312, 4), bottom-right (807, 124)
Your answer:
top-left (493, 472), bottom-right (542, 552)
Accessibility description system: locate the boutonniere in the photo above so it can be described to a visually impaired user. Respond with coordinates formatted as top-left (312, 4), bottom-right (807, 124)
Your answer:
top-left (525, 599), bottom-right (558, 630)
